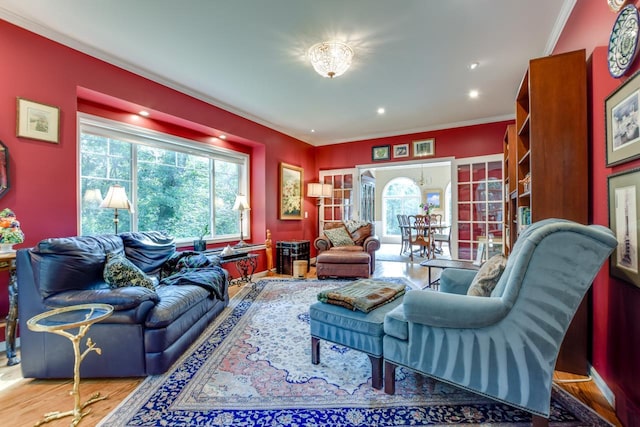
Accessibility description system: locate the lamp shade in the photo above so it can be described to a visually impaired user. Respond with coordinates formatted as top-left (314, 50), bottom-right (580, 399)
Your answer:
top-left (233, 194), bottom-right (250, 211)
top-left (100, 185), bottom-right (132, 210)
top-left (307, 183), bottom-right (333, 198)
top-left (83, 189), bottom-right (103, 203)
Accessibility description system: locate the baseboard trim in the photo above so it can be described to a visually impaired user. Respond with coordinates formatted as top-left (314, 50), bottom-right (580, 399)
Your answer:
top-left (589, 364), bottom-right (615, 409)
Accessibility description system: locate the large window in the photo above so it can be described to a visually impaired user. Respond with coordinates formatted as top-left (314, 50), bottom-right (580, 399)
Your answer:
top-left (79, 115), bottom-right (249, 243)
top-left (382, 177), bottom-right (421, 237)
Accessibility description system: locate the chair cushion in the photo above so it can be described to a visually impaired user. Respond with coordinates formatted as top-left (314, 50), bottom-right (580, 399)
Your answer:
top-left (323, 226), bottom-right (355, 247)
top-left (317, 251), bottom-right (370, 264)
top-left (104, 253), bottom-right (155, 290)
top-left (466, 254), bottom-right (507, 297)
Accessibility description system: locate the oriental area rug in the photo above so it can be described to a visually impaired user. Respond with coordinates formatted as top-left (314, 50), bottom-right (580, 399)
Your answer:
top-left (99, 278), bottom-right (610, 426)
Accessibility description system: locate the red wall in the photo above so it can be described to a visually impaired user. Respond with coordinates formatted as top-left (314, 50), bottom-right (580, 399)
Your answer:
top-left (0, 19), bottom-right (316, 314)
top-left (554, 2), bottom-right (640, 425)
top-left (315, 121), bottom-right (508, 170)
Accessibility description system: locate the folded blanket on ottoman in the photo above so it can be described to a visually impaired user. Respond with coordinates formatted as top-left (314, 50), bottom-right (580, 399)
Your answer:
top-left (317, 279), bottom-right (405, 313)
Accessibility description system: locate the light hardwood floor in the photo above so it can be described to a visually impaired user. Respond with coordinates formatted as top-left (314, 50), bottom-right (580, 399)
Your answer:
top-left (0, 253), bottom-right (622, 426)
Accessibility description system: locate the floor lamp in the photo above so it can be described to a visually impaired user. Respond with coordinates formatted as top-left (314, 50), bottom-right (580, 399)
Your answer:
top-left (233, 194), bottom-right (250, 248)
top-left (100, 185), bottom-right (133, 234)
top-left (307, 183), bottom-right (333, 234)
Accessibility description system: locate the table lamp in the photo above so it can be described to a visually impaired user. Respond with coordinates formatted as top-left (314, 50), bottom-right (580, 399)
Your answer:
top-left (233, 194), bottom-right (250, 247)
top-left (100, 185), bottom-right (133, 233)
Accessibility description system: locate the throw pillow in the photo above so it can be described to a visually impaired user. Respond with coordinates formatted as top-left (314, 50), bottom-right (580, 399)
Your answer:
top-left (323, 226), bottom-right (355, 247)
top-left (350, 223), bottom-right (372, 246)
top-left (104, 252), bottom-right (155, 290)
top-left (466, 254), bottom-right (507, 297)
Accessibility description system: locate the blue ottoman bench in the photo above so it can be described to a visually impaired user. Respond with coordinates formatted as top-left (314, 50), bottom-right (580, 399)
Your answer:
top-left (310, 294), bottom-right (404, 389)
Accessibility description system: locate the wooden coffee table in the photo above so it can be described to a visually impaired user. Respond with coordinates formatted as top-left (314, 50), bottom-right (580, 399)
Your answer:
top-left (419, 258), bottom-right (480, 288)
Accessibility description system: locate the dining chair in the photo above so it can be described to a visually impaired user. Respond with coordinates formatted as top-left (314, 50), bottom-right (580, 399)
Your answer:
top-left (397, 214), bottom-right (411, 255)
top-left (430, 214), bottom-right (450, 255)
top-left (407, 214), bottom-right (432, 261)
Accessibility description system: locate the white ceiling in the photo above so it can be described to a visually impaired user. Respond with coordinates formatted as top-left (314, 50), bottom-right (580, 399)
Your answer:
top-left (0, 0), bottom-right (574, 146)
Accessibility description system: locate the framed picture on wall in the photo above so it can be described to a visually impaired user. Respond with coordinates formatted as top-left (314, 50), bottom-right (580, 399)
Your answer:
top-left (608, 168), bottom-right (640, 288)
top-left (605, 70), bottom-right (640, 166)
top-left (372, 145), bottom-right (390, 161)
top-left (16, 98), bottom-right (60, 144)
top-left (413, 138), bottom-right (435, 157)
top-left (392, 144), bottom-right (409, 158)
top-left (425, 189), bottom-right (442, 209)
top-left (279, 163), bottom-right (304, 220)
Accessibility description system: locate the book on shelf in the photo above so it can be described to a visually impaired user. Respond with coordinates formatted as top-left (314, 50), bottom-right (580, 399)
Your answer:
top-left (517, 206), bottom-right (530, 232)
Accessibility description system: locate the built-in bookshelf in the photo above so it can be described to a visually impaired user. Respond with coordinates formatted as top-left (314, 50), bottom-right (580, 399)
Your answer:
top-left (505, 49), bottom-right (588, 375)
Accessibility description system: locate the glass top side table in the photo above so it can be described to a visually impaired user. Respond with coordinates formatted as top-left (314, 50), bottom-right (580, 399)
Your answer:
top-left (27, 303), bottom-right (114, 426)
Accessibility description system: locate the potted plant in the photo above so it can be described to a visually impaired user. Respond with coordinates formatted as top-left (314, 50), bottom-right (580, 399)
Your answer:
top-left (0, 208), bottom-right (24, 252)
top-left (193, 224), bottom-right (209, 252)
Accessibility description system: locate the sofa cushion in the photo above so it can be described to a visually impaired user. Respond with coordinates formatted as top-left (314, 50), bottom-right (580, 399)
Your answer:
top-left (146, 284), bottom-right (212, 328)
top-left (120, 231), bottom-right (176, 275)
top-left (323, 226), bottom-right (355, 247)
top-left (104, 253), bottom-right (155, 290)
top-left (467, 254), bottom-right (507, 297)
top-left (31, 234), bottom-right (125, 298)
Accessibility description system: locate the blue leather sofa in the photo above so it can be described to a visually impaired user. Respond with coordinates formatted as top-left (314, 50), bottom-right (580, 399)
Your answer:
top-left (17, 231), bottom-right (229, 378)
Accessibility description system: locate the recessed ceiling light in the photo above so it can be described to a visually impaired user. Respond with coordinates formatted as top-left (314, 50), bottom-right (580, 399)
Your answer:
top-left (310, 129), bottom-right (316, 133)
top-left (377, 107), bottom-right (386, 115)
top-left (469, 90), bottom-right (479, 99)
top-left (469, 62), bottom-right (479, 70)
top-left (219, 134), bottom-right (227, 140)
top-left (138, 110), bottom-right (150, 117)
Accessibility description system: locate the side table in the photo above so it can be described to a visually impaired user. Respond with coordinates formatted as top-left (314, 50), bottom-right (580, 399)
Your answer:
top-left (220, 253), bottom-right (258, 286)
top-left (419, 258), bottom-right (480, 288)
top-left (27, 303), bottom-right (114, 426)
top-left (0, 250), bottom-right (19, 366)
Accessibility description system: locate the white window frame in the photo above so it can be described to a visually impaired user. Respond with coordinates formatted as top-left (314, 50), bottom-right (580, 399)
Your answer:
top-left (77, 113), bottom-right (250, 244)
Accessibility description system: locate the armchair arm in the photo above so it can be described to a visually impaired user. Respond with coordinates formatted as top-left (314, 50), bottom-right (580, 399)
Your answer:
top-left (314, 236), bottom-right (332, 253)
top-left (439, 268), bottom-right (478, 295)
top-left (403, 290), bottom-right (510, 328)
top-left (362, 236), bottom-right (381, 254)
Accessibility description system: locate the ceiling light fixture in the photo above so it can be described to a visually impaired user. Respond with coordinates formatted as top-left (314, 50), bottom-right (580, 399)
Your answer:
top-left (469, 90), bottom-right (479, 99)
top-left (469, 61), bottom-right (479, 70)
top-left (377, 107), bottom-right (386, 115)
top-left (308, 41), bottom-right (354, 78)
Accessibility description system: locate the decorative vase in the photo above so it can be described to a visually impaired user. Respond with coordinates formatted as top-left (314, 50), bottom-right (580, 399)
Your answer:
top-left (193, 240), bottom-right (206, 252)
top-left (0, 243), bottom-right (14, 253)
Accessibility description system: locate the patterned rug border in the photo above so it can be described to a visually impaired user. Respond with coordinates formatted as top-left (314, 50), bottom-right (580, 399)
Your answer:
top-left (99, 278), bottom-right (611, 427)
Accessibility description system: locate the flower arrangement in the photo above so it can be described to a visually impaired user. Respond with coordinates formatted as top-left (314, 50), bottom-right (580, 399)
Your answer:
top-left (419, 202), bottom-right (435, 216)
top-left (0, 208), bottom-right (25, 244)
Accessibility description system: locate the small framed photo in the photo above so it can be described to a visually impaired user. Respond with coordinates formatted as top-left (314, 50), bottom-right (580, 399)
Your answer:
top-left (425, 189), bottom-right (443, 209)
top-left (392, 143), bottom-right (409, 158)
top-left (279, 162), bottom-right (304, 220)
top-left (372, 145), bottom-right (390, 161)
top-left (413, 138), bottom-right (435, 157)
top-left (16, 98), bottom-right (60, 144)
top-left (608, 168), bottom-right (640, 287)
top-left (606, 70), bottom-right (640, 166)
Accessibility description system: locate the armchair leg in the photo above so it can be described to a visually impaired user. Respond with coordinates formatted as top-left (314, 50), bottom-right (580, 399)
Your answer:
top-left (532, 415), bottom-right (549, 427)
top-left (311, 337), bottom-right (320, 365)
top-left (384, 361), bottom-right (396, 394)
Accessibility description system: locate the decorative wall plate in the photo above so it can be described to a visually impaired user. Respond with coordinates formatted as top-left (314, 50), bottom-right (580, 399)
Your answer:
top-left (608, 0), bottom-right (629, 13)
top-left (608, 4), bottom-right (640, 78)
